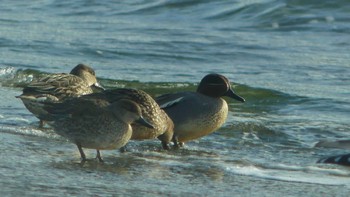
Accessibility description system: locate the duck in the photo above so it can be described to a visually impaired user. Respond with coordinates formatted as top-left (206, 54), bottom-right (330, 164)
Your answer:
top-left (156, 73), bottom-right (245, 147)
top-left (44, 97), bottom-right (154, 162)
top-left (315, 139), bottom-right (350, 166)
top-left (317, 153), bottom-right (350, 166)
top-left (78, 88), bottom-right (174, 150)
top-left (16, 64), bottom-right (104, 127)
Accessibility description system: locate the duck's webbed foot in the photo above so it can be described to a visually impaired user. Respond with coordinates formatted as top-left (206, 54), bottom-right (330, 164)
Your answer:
top-left (39, 120), bottom-right (46, 128)
top-left (119, 145), bottom-right (127, 153)
top-left (96, 150), bottom-right (104, 162)
top-left (77, 144), bottom-right (87, 162)
top-left (157, 129), bottom-right (173, 150)
top-left (172, 136), bottom-right (184, 149)
top-left (161, 141), bottom-right (170, 150)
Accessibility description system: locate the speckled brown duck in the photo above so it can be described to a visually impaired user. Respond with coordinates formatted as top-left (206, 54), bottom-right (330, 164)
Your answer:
top-left (16, 64), bottom-right (104, 127)
top-left (156, 73), bottom-right (245, 147)
top-left (45, 97), bottom-right (154, 162)
top-left (77, 88), bottom-right (174, 150)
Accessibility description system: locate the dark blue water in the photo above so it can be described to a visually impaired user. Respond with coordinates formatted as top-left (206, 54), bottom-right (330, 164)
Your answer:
top-left (1, 0), bottom-right (350, 196)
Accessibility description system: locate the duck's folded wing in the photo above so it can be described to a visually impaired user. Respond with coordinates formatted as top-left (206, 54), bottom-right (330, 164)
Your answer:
top-left (23, 74), bottom-right (87, 96)
top-left (43, 97), bottom-right (109, 118)
top-left (80, 88), bottom-right (147, 103)
top-left (155, 93), bottom-right (187, 109)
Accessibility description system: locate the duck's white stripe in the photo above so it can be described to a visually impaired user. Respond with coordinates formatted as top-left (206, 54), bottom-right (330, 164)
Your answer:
top-left (334, 156), bottom-right (342, 163)
top-left (160, 97), bottom-right (184, 109)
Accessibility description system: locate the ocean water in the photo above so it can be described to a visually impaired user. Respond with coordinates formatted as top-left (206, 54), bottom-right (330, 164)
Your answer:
top-left (1, 0), bottom-right (350, 196)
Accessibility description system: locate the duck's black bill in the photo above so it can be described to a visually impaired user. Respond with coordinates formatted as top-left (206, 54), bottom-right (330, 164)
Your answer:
top-left (225, 89), bottom-right (245, 102)
top-left (92, 82), bottom-right (106, 92)
top-left (136, 116), bottom-right (155, 129)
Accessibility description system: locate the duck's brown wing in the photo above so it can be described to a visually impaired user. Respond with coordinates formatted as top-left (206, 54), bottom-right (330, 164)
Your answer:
top-left (43, 96), bottom-right (109, 118)
top-left (22, 73), bottom-right (91, 99)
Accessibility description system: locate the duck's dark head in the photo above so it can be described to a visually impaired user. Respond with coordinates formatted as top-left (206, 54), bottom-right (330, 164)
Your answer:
top-left (197, 73), bottom-right (245, 102)
top-left (110, 99), bottom-right (154, 129)
top-left (70, 64), bottom-right (105, 91)
top-left (70, 64), bottom-right (96, 77)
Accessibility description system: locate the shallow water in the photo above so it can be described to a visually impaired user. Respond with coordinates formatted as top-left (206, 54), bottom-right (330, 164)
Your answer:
top-left (1, 0), bottom-right (350, 196)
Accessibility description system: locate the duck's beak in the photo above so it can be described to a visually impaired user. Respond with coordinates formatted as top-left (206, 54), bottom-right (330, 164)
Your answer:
top-left (92, 82), bottom-right (105, 92)
top-left (136, 116), bottom-right (155, 129)
top-left (225, 88), bottom-right (245, 102)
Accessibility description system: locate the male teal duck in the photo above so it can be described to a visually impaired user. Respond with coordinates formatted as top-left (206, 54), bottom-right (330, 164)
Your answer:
top-left (156, 73), bottom-right (245, 147)
top-left (79, 88), bottom-right (174, 150)
top-left (16, 64), bottom-right (104, 127)
top-left (45, 97), bottom-right (154, 162)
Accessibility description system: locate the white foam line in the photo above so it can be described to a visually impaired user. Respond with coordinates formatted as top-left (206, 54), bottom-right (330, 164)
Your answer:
top-left (0, 125), bottom-right (62, 140)
top-left (224, 164), bottom-right (350, 186)
top-left (4, 117), bottom-right (31, 124)
top-left (264, 163), bottom-right (350, 176)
